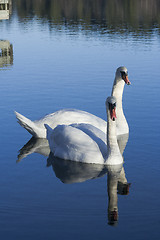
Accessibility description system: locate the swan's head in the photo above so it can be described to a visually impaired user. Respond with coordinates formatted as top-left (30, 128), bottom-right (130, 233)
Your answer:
top-left (116, 66), bottom-right (131, 85)
top-left (106, 96), bottom-right (117, 121)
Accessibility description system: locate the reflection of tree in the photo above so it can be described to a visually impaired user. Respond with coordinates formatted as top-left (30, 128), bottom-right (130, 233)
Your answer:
top-left (14, 0), bottom-right (160, 36)
top-left (0, 40), bottom-right (13, 68)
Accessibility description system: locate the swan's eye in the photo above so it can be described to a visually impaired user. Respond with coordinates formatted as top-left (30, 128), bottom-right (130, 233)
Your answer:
top-left (108, 102), bottom-right (116, 109)
top-left (113, 103), bottom-right (116, 108)
top-left (120, 71), bottom-right (128, 76)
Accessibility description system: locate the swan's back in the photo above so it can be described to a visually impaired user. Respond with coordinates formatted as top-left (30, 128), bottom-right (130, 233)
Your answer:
top-left (37, 109), bottom-right (107, 132)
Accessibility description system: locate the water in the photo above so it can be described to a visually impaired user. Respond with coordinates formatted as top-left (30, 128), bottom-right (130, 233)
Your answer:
top-left (0, 1), bottom-right (160, 239)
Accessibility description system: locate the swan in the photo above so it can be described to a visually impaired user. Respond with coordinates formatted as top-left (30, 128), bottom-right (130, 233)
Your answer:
top-left (15, 66), bottom-right (130, 138)
top-left (45, 96), bottom-right (123, 165)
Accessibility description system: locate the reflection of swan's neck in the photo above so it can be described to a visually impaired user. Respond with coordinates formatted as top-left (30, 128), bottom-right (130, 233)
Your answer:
top-left (118, 166), bottom-right (127, 184)
top-left (107, 172), bottom-right (118, 212)
top-left (112, 77), bottom-right (128, 135)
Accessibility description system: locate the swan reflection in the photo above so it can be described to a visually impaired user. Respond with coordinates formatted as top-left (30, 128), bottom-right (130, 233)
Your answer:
top-left (47, 154), bottom-right (107, 183)
top-left (48, 154), bottom-right (130, 225)
top-left (107, 165), bottom-right (130, 225)
top-left (0, 40), bottom-right (13, 69)
top-left (17, 137), bottom-right (50, 162)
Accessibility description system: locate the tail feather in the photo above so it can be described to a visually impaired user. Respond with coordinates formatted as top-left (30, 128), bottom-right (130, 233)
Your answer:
top-left (44, 124), bottom-right (53, 139)
top-left (44, 124), bottom-right (55, 153)
top-left (15, 111), bottom-right (38, 137)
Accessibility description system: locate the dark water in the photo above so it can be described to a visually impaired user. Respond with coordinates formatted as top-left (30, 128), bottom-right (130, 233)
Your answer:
top-left (0, 1), bottom-right (160, 239)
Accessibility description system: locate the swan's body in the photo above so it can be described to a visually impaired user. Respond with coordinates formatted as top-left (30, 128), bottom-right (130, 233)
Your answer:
top-left (15, 109), bottom-right (107, 138)
top-left (45, 96), bottom-right (123, 165)
top-left (15, 67), bottom-right (130, 138)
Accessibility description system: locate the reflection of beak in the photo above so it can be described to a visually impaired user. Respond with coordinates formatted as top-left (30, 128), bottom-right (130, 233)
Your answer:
top-left (110, 107), bottom-right (117, 121)
top-left (123, 75), bottom-right (131, 85)
top-left (117, 182), bottom-right (131, 195)
top-left (108, 210), bottom-right (118, 226)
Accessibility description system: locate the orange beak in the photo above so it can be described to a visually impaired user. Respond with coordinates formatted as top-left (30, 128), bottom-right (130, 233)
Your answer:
top-left (110, 107), bottom-right (117, 121)
top-left (123, 75), bottom-right (131, 85)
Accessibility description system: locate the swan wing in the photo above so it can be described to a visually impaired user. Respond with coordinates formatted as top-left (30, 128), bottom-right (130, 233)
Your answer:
top-left (70, 123), bottom-right (108, 158)
top-left (49, 124), bottom-right (105, 164)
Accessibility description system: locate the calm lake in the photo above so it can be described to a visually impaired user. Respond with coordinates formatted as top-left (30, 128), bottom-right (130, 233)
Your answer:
top-left (0, 0), bottom-right (160, 239)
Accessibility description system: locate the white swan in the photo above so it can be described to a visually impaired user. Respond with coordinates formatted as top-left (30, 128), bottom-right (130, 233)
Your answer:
top-left (15, 66), bottom-right (130, 138)
top-left (45, 96), bottom-right (123, 165)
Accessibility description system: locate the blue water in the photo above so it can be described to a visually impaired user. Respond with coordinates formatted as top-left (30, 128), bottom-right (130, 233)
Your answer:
top-left (0, 1), bottom-right (160, 239)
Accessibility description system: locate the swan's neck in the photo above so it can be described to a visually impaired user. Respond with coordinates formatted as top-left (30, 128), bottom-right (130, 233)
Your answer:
top-left (112, 77), bottom-right (124, 106)
top-left (107, 116), bottom-right (117, 150)
top-left (111, 78), bottom-right (129, 135)
top-left (106, 112), bottom-right (122, 164)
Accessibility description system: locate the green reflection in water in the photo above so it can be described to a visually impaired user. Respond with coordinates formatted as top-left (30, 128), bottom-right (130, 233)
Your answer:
top-left (13, 0), bottom-right (160, 37)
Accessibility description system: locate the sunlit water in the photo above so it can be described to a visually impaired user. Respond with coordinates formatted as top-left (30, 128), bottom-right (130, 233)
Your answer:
top-left (0, 1), bottom-right (160, 239)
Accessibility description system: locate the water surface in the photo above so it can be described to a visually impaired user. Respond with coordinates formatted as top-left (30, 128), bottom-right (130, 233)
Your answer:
top-left (0, 1), bottom-right (160, 239)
